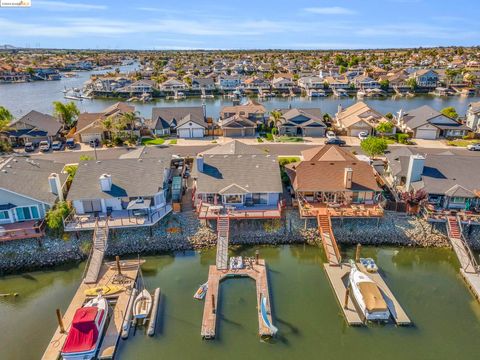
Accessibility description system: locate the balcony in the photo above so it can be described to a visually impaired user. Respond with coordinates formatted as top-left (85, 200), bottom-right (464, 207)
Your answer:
top-left (0, 220), bottom-right (45, 242)
top-left (422, 204), bottom-right (480, 224)
top-left (197, 201), bottom-right (282, 220)
top-left (298, 200), bottom-right (384, 218)
top-left (63, 205), bottom-right (172, 231)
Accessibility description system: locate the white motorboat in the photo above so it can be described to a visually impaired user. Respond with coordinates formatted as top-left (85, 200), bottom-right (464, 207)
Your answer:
top-left (349, 261), bottom-right (390, 321)
top-left (133, 289), bottom-right (152, 319)
top-left (61, 295), bottom-right (108, 360)
top-left (193, 282), bottom-right (208, 300)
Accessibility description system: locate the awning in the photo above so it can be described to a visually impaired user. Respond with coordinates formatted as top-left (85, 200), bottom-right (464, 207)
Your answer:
top-left (0, 203), bottom-right (16, 211)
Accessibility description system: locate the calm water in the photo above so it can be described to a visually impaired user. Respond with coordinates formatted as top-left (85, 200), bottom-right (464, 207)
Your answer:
top-left (1, 245), bottom-right (480, 360)
top-left (0, 67), bottom-right (479, 119)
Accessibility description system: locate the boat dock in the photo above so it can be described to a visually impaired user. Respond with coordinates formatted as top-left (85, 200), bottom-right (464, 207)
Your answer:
top-left (42, 260), bottom-right (141, 360)
top-left (201, 258), bottom-right (275, 339)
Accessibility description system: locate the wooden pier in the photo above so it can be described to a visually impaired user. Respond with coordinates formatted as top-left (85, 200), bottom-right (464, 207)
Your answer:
top-left (201, 258), bottom-right (275, 339)
top-left (42, 260), bottom-right (141, 360)
top-left (323, 262), bottom-right (411, 326)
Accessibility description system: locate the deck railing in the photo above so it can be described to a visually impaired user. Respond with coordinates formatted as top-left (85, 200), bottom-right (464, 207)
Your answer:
top-left (0, 220), bottom-right (45, 242)
top-left (454, 215), bottom-right (480, 273)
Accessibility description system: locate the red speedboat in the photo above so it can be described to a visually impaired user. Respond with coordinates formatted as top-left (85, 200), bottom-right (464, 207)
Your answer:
top-left (61, 295), bottom-right (108, 360)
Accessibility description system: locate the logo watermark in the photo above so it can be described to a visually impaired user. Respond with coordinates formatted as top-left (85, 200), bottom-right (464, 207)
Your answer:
top-left (0, 0), bottom-right (31, 7)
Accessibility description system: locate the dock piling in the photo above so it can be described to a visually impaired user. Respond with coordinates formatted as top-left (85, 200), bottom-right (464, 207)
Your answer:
top-left (355, 244), bottom-right (362, 262)
top-left (211, 294), bottom-right (215, 314)
top-left (344, 288), bottom-right (350, 309)
top-left (56, 308), bottom-right (65, 334)
top-left (115, 256), bottom-right (122, 276)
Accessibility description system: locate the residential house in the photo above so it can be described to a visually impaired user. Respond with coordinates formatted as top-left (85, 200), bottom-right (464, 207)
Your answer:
top-left (150, 106), bottom-right (207, 138)
top-left (324, 76), bottom-right (350, 89)
top-left (272, 77), bottom-right (295, 89)
top-left (275, 108), bottom-right (327, 137)
top-left (160, 79), bottom-right (187, 91)
top-left (192, 141), bottom-right (283, 218)
top-left (191, 77), bottom-right (216, 90)
top-left (0, 157), bottom-right (67, 239)
top-left (219, 115), bottom-right (256, 137)
top-left (384, 148), bottom-right (480, 211)
top-left (8, 110), bottom-right (62, 146)
top-left (217, 75), bottom-right (242, 90)
top-left (64, 158), bottom-right (172, 230)
top-left (298, 76), bottom-right (325, 89)
top-left (285, 145), bottom-right (382, 214)
top-left (410, 69), bottom-right (439, 88)
top-left (220, 100), bottom-right (266, 123)
top-left (243, 77), bottom-right (271, 90)
top-left (396, 105), bottom-right (469, 139)
top-left (352, 74), bottom-right (380, 89)
top-left (466, 101), bottom-right (480, 133)
top-left (335, 101), bottom-right (389, 136)
top-left (117, 80), bottom-right (156, 94)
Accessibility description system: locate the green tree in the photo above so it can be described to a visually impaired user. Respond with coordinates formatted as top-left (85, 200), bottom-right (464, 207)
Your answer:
top-left (101, 116), bottom-right (114, 140)
top-left (339, 65), bottom-right (347, 74)
top-left (270, 110), bottom-right (283, 128)
top-left (376, 121), bottom-right (394, 136)
top-left (120, 111), bottom-right (139, 139)
top-left (45, 201), bottom-right (71, 235)
top-left (360, 137), bottom-right (388, 158)
top-left (379, 79), bottom-right (389, 91)
top-left (52, 101), bottom-right (80, 129)
top-left (406, 78), bottom-right (417, 90)
top-left (385, 112), bottom-right (394, 120)
top-left (0, 106), bottom-right (13, 123)
top-left (441, 106), bottom-right (458, 119)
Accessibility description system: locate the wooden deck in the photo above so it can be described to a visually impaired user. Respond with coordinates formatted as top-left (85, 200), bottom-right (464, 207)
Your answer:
top-left (323, 263), bottom-right (411, 326)
top-left (299, 202), bottom-right (384, 219)
top-left (201, 259), bottom-right (275, 339)
top-left (0, 220), bottom-right (45, 242)
top-left (197, 204), bottom-right (282, 220)
top-left (42, 260), bottom-right (141, 360)
top-left (317, 214), bottom-right (341, 266)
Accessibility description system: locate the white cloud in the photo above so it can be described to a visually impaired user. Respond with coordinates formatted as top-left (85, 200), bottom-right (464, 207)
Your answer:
top-left (35, 1), bottom-right (107, 11)
top-left (304, 7), bottom-right (356, 15)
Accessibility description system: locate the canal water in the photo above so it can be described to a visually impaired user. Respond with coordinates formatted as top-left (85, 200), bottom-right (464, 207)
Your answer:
top-left (1, 65), bottom-right (479, 119)
top-left (1, 245), bottom-right (480, 360)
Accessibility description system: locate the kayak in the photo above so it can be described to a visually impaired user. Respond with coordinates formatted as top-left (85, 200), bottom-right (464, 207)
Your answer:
top-left (84, 285), bottom-right (125, 297)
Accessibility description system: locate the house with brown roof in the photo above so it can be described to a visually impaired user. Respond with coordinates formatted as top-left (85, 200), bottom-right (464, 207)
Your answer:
top-left (285, 145), bottom-right (381, 210)
top-left (8, 110), bottom-right (62, 146)
top-left (220, 99), bottom-right (266, 123)
top-left (335, 101), bottom-right (390, 136)
top-left (274, 108), bottom-right (327, 137)
top-left (219, 115), bottom-right (256, 137)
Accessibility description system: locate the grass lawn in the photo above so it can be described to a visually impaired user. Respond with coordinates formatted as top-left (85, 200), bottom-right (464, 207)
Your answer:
top-left (169, 139), bottom-right (177, 145)
top-left (141, 137), bottom-right (165, 146)
top-left (278, 156), bottom-right (301, 166)
top-left (446, 139), bottom-right (480, 147)
top-left (275, 135), bottom-right (304, 143)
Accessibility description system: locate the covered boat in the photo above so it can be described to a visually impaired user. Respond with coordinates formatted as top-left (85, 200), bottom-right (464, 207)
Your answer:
top-left (61, 295), bottom-right (108, 360)
top-left (349, 261), bottom-right (390, 321)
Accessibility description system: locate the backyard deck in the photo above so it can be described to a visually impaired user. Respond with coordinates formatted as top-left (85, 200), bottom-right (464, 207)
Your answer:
top-left (299, 201), bottom-right (384, 218)
top-left (0, 220), bottom-right (45, 242)
top-left (197, 203), bottom-right (282, 220)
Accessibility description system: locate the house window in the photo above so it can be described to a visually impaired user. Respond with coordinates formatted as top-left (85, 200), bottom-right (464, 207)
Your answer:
top-left (253, 193), bottom-right (268, 205)
top-left (15, 206), bottom-right (40, 221)
top-left (451, 197), bottom-right (465, 204)
top-left (224, 194), bottom-right (243, 204)
top-left (0, 211), bottom-right (9, 220)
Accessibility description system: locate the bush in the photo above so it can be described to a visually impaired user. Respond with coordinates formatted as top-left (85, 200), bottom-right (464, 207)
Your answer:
top-left (396, 133), bottom-right (410, 144)
top-left (113, 136), bottom-right (124, 146)
top-left (0, 140), bottom-right (12, 153)
top-left (46, 201), bottom-right (71, 235)
top-left (257, 137), bottom-right (264, 143)
top-left (169, 139), bottom-right (177, 145)
top-left (360, 136), bottom-right (388, 158)
top-left (265, 133), bottom-right (274, 141)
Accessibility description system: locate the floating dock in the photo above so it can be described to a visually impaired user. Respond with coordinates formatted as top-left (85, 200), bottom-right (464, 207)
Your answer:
top-left (201, 258), bottom-right (275, 339)
top-left (42, 260), bottom-right (141, 360)
top-left (323, 262), bottom-right (411, 326)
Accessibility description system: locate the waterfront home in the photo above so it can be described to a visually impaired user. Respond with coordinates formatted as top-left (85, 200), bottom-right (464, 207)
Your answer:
top-left (193, 141), bottom-right (283, 219)
top-left (7, 110), bottom-right (62, 146)
top-left (384, 148), bottom-right (480, 212)
top-left (217, 75), bottom-right (242, 90)
top-left (285, 145), bottom-right (382, 217)
top-left (298, 76), bottom-right (325, 90)
top-left (379, 70), bottom-right (410, 90)
top-left (150, 106), bottom-right (207, 138)
top-left (74, 102), bottom-right (136, 144)
top-left (352, 74), bottom-right (380, 89)
top-left (324, 75), bottom-right (350, 89)
top-left (91, 77), bottom-right (131, 93)
top-left (0, 157), bottom-right (67, 240)
top-left (220, 100), bottom-right (266, 123)
top-left (335, 102), bottom-right (390, 137)
top-left (465, 101), bottom-right (480, 133)
top-left (0, 64), bottom-right (29, 83)
top-left (274, 108), bottom-right (327, 137)
top-left (410, 69), bottom-right (439, 88)
top-left (396, 105), bottom-right (469, 139)
top-left (243, 77), bottom-right (271, 90)
top-left (160, 78), bottom-right (187, 91)
top-left (117, 80), bottom-right (156, 94)
top-left (272, 77), bottom-right (295, 89)
top-left (218, 115), bottom-right (257, 137)
top-left (64, 158), bottom-right (172, 231)
top-left (191, 77), bottom-right (216, 90)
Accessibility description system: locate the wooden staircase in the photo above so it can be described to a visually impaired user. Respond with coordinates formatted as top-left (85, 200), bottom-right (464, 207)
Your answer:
top-left (317, 214), bottom-right (341, 266)
top-left (216, 216), bottom-right (230, 270)
top-left (446, 216), bottom-right (479, 274)
top-left (84, 219), bottom-right (109, 284)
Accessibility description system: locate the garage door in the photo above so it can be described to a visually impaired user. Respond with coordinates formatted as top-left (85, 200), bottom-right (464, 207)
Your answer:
top-left (415, 129), bottom-right (437, 140)
top-left (81, 133), bottom-right (102, 143)
top-left (350, 128), bottom-right (367, 137)
top-left (192, 128), bottom-right (204, 138)
top-left (177, 129), bottom-right (191, 138)
top-left (82, 199), bottom-right (102, 213)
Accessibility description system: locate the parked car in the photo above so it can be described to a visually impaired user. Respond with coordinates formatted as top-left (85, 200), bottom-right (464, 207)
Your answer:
top-left (467, 143), bottom-right (480, 151)
top-left (358, 131), bottom-right (369, 141)
top-left (89, 138), bottom-right (100, 148)
top-left (325, 138), bottom-right (346, 146)
top-left (24, 142), bottom-right (35, 152)
top-left (326, 131), bottom-right (337, 140)
top-left (39, 140), bottom-right (51, 152)
top-left (51, 141), bottom-right (63, 151)
top-left (66, 138), bottom-right (76, 149)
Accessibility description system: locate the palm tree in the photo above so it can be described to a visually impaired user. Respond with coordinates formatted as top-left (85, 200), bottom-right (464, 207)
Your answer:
top-left (120, 111), bottom-right (139, 139)
top-left (101, 116), bottom-right (114, 140)
top-left (52, 101), bottom-right (80, 129)
top-left (270, 110), bottom-right (282, 129)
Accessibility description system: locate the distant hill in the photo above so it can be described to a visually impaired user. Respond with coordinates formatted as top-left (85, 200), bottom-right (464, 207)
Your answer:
top-left (0, 45), bottom-right (19, 50)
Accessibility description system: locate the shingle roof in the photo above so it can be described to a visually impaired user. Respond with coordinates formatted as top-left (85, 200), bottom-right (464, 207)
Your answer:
top-left (10, 110), bottom-right (62, 136)
top-left (286, 145), bottom-right (381, 192)
top-left (0, 157), bottom-right (67, 204)
top-left (151, 106), bottom-right (206, 130)
top-left (201, 140), bottom-right (263, 155)
top-left (220, 115), bottom-right (256, 129)
top-left (67, 158), bottom-right (170, 200)
top-left (337, 101), bottom-right (387, 129)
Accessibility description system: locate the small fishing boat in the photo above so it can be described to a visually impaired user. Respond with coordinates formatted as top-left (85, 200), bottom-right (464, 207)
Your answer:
top-left (260, 296), bottom-right (278, 336)
top-left (359, 258), bottom-right (379, 273)
top-left (193, 282), bottom-right (208, 300)
top-left (61, 295), bottom-right (108, 360)
top-left (133, 289), bottom-right (152, 319)
top-left (349, 260), bottom-right (389, 321)
top-left (84, 285), bottom-right (124, 297)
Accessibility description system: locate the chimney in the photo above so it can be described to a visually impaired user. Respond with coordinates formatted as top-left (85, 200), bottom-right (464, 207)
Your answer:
top-left (196, 155), bottom-right (204, 173)
top-left (48, 173), bottom-right (64, 201)
top-left (405, 154), bottom-right (425, 190)
top-left (99, 173), bottom-right (112, 191)
top-left (344, 168), bottom-right (353, 189)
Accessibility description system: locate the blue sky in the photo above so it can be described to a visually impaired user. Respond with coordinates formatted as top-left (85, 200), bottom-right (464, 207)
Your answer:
top-left (0, 0), bottom-right (478, 49)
